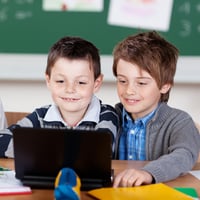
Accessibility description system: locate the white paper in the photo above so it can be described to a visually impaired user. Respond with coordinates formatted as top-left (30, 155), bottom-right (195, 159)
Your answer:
top-left (43, 0), bottom-right (104, 12)
top-left (108, 0), bottom-right (173, 32)
top-left (0, 171), bottom-right (31, 194)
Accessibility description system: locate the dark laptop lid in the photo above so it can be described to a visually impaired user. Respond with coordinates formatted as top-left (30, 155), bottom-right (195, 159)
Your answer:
top-left (13, 127), bottom-right (113, 190)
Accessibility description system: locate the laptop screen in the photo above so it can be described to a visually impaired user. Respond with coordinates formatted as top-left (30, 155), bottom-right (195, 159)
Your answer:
top-left (13, 127), bottom-right (113, 190)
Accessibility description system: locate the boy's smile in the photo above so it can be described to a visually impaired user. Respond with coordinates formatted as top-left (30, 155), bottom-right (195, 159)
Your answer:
top-left (60, 97), bottom-right (81, 102)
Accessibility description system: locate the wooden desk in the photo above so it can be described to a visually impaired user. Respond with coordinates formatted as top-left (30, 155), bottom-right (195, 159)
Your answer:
top-left (0, 159), bottom-right (200, 200)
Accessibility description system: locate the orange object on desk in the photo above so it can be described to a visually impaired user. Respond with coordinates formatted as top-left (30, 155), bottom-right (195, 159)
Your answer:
top-left (88, 183), bottom-right (192, 200)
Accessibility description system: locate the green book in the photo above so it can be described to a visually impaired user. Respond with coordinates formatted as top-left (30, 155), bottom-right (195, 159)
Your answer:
top-left (174, 187), bottom-right (198, 199)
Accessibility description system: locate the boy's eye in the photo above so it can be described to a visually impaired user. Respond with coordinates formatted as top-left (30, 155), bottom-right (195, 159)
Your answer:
top-left (56, 80), bottom-right (64, 83)
top-left (117, 78), bottom-right (127, 84)
top-left (78, 81), bottom-right (87, 85)
top-left (137, 81), bottom-right (148, 85)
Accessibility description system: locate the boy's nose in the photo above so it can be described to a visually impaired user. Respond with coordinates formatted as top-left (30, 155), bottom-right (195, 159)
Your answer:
top-left (126, 83), bottom-right (136, 95)
top-left (65, 82), bottom-right (75, 93)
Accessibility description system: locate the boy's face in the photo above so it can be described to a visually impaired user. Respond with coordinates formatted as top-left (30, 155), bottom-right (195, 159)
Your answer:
top-left (45, 58), bottom-right (102, 120)
top-left (116, 59), bottom-right (170, 120)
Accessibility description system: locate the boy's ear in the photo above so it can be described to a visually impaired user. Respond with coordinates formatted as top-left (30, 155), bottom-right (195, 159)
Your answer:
top-left (93, 74), bottom-right (103, 93)
top-left (160, 83), bottom-right (171, 94)
top-left (45, 74), bottom-right (51, 88)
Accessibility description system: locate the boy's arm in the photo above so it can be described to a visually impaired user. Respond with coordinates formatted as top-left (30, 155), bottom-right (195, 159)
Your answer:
top-left (0, 117), bottom-right (33, 158)
top-left (0, 110), bottom-right (41, 158)
top-left (113, 121), bottom-right (200, 187)
top-left (143, 118), bottom-right (200, 183)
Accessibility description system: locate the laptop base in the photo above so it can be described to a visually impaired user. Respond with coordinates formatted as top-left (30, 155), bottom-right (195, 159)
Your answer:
top-left (21, 177), bottom-right (113, 191)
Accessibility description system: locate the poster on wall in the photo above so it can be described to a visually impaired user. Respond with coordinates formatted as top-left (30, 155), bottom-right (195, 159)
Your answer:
top-left (108, 0), bottom-right (173, 31)
top-left (43, 0), bottom-right (104, 12)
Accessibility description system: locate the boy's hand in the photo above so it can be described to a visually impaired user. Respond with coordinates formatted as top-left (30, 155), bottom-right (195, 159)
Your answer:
top-left (113, 168), bottom-right (153, 187)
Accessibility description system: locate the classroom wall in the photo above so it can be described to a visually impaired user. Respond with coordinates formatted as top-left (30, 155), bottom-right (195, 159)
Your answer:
top-left (0, 80), bottom-right (200, 124)
top-left (0, 55), bottom-right (200, 124)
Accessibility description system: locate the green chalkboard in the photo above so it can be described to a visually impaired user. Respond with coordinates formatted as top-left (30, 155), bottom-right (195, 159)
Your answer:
top-left (0, 0), bottom-right (200, 55)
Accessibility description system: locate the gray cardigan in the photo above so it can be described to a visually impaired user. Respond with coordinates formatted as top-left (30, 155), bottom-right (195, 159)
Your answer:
top-left (115, 102), bottom-right (200, 183)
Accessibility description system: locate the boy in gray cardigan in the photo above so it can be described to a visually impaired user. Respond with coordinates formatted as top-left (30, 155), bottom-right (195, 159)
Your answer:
top-left (112, 31), bottom-right (200, 187)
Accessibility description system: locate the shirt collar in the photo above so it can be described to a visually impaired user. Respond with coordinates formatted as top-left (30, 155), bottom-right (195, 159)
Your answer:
top-left (122, 106), bottom-right (157, 127)
top-left (44, 95), bottom-right (100, 126)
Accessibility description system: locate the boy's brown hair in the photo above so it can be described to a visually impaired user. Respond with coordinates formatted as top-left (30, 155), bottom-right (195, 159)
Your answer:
top-left (46, 36), bottom-right (101, 80)
top-left (112, 31), bottom-right (179, 102)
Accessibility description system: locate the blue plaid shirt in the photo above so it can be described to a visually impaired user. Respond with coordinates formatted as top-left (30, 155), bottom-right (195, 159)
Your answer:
top-left (119, 109), bottom-right (156, 160)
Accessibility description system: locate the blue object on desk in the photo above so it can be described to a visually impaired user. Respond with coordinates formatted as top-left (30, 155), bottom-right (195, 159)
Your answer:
top-left (54, 168), bottom-right (81, 200)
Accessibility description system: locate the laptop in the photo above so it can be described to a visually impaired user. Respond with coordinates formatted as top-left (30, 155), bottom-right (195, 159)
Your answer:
top-left (12, 127), bottom-right (113, 191)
